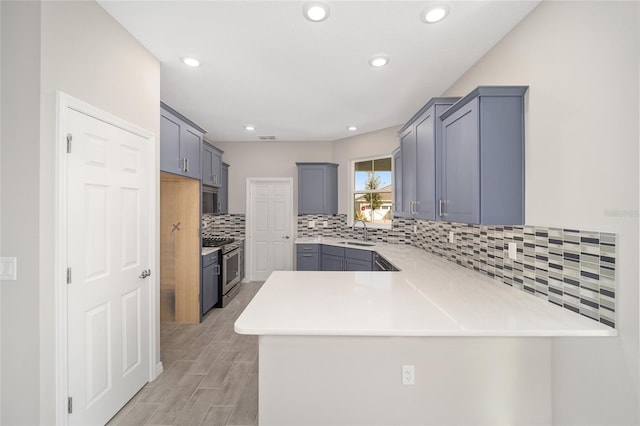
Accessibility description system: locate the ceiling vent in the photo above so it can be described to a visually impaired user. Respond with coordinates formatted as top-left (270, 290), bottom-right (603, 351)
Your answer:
top-left (259, 135), bottom-right (277, 141)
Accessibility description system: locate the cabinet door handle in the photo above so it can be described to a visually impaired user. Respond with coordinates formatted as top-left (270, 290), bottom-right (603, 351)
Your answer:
top-left (185, 158), bottom-right (189, 173)
top-left (215, 265), bottom-right (220, 274)
top-left (438, 199), bottom-right (444, 217)
top-left (440, 199), bottom-right (448, 217)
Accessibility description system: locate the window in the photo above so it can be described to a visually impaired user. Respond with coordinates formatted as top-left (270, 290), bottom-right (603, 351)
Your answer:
top-left (352, 156), bottom-right (393, 227)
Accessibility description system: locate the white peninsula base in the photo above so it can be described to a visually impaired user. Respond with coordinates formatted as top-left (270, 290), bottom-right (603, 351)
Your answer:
top-left (235, 263), bottom-right (613, 425)
top-left (259, 335), bottom-right (551, 426)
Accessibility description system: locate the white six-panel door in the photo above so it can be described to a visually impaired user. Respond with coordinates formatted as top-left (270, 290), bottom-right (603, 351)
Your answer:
top-left (66, 108), bottom-right (150, 425)
top-left (248, 179), bottom-right (293, 281)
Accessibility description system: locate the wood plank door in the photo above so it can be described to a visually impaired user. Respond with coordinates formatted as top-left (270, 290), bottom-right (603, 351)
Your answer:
top-left (66, 108), bottom-right (151, 425)
top-left (248, 179), bottom-right (293, 281)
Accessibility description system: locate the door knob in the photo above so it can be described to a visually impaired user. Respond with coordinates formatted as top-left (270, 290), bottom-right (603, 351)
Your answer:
top-left (138, 269), bottom-right (151, 279)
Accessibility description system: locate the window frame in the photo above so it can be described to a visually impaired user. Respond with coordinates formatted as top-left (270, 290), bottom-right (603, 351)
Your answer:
top-left (349, 154), bottom-right (394, 230)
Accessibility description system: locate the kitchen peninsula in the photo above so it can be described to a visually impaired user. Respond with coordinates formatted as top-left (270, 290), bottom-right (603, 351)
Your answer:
top-left (235, 239), bottom-right (614, 425)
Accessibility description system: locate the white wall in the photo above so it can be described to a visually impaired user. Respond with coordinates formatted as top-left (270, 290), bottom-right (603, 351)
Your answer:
top-left (216, 126), bottom-right (402, 217)
top-left (332, 125), bottom-right (402, 216)
top-left (1, 2), bottom-right (42, 424)
top-left (1, 1), bottom-right (160, 423)
top-left (212, 140), bottom-right (333, 214)
top-left (443, 1), bottom-right (639, 423)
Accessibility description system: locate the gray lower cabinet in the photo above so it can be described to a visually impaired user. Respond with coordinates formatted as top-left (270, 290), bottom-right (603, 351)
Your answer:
top-left (202, 141), bottom-right (223, 188)
top-left (320, 245), bottom-right (373, 271)
top-left (439, 86), bottom-right (527, 225)
top-left (296, 162), bottom-right (338, 215)
top-left (160, 102), bottom-right (204, 179)
top-left (398, 97), bottom-right (459, 219)
top-left (296, 244), bottom-right (320, 271)
top-left (201, 251), bottom-right (220, 317)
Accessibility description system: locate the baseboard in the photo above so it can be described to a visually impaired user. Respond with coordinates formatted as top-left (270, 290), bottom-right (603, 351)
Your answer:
top-left (154, 361), bottom-right (164, 380)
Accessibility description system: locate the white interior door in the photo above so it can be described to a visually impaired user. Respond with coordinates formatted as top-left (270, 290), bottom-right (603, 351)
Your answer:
top-left (248, 179), bottom-right (293, 281)
top-left (66, 108), bottom-right (150, 425)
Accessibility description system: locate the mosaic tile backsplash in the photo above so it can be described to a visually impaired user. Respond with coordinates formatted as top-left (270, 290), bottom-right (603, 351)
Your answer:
top-left (211, 212), bottom-right (616, 328)
top-left (296, 214), bottom-right (415, 245)
top-left (413, 220), bottom-right (616, 328)
top-left (202, 214), bottom-right (246, 238)
top-left (296, 214), bottom-right (617, 328)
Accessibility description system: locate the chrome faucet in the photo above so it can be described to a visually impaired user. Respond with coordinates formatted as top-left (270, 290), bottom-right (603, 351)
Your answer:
top-left (353, 219), bottom-right (368, 241)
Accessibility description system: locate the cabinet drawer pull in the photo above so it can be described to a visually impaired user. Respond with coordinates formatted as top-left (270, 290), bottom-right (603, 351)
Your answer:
top-left (302, 254), bottom-right (313, 258)
top-left (302, 247), bottom-right (313, 251)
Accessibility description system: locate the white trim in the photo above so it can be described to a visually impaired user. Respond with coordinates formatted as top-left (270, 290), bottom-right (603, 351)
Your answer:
top-left (348, 155), bottom-right (394, 230)
top-left (54, 92), bottom-right (160, 425)
top-left (245, 177), bottom-right (294, 281)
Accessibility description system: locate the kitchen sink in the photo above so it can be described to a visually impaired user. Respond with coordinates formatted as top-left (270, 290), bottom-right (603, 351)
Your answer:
top-left (338, 241), bottom-right (375, 247)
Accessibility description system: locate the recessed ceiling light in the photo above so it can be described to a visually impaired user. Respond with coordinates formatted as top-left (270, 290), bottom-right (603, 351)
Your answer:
top-left (182, 56), bottom-right (200, 67)
top-left (348, 126), bottom-right (357, 131)
top-left (245, 125), bottom-right (255, 131)
top-left (368, 55), bottom-right (390, 68)
top-left (421, 5), bottom-right (450, 23)
top-left (303, 2), bottom-right (330, 22)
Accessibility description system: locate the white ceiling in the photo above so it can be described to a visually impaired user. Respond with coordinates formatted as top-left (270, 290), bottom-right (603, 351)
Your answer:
top-left (97, 1), bottom-right (540, 141)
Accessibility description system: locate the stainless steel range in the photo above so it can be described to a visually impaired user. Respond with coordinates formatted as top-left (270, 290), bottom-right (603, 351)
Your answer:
top-left (202, 237), bottom-right (243, 307)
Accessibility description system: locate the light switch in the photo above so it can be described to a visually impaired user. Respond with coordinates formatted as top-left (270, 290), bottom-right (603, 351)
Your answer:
top-left (0, 257), bottom-right (17, 280)
top-left (308, 220), bottom-right (316, 228)
top-left (448, 231), bottom-right (455, 244)
top-left (323, 221), bottom-right (328, 228)
top-left (508, 242), bottom-right (518, 260)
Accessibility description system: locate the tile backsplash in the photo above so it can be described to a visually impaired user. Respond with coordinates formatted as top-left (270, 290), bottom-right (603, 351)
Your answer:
top-left (212, 213), bottom-right (616, 328)
top-left (296, 214), bottom-right (414, 244)
top-left (202, 214), bottom-right (245, 238)
top-left (413, 220), bottom-right (616, 328)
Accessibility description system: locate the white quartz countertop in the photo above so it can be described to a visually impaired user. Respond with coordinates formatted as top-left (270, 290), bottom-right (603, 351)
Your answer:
top-left (201, 247), bottom-right (220, 256)
top-left (234, 237), bottom-right (616, 337)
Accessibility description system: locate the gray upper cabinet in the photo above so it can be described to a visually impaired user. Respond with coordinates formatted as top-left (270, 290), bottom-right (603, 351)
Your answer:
top-left (296, 162), bottom-right (338, 215)
top-left (160, 102), bottom-right (205, 179)
top-left (398, 127), bottom-right (415, 218)
top-left (397, 97), bottom-right (459, 219)
top-left (202, 141), bottom-right (223, 188)
top-left (439, 86), bottom-right (528, 225)
top-left (392, 147), bottom-right (402, 216)
top-left (219, 162), bottom-right (229, 214)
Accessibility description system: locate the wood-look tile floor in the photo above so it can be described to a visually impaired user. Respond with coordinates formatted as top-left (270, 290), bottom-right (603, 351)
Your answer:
top-left (108, 282), bottom-right (263, 426)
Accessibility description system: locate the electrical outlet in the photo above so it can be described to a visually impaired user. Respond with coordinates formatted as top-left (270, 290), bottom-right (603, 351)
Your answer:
top-left (308, 220), bottom-right (316, 228)
top-left (323, 221), bottom-right (328, 228)
top-left (0, 257), bottom-right (17, 280)
top-left (402, 365), bottom-right (415, 385)
top-left (508, 242), bottom-right (518, 260)
top-left (413, 224), bottom-right (417, 233)
top-left (448, 231), bottom-right (455, 244)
